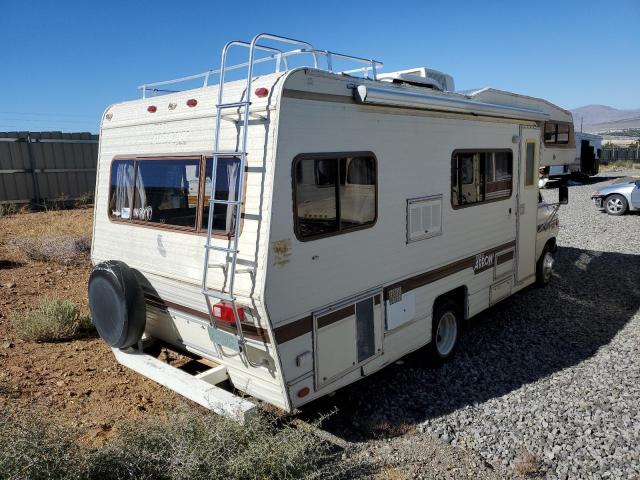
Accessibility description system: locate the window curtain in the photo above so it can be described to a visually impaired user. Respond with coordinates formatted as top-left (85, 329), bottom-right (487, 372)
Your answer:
top-left (115, 162), bottom-right (133, 218)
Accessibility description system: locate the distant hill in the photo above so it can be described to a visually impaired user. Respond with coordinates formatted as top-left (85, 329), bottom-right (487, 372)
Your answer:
top-left (571, 105), bottom-right (640, 131)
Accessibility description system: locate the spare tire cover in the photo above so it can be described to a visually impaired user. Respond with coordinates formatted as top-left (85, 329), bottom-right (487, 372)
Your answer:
top-left (88, 260), bottom-right (146, 349)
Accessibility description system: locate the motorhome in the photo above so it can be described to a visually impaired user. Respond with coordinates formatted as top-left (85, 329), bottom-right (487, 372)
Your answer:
top-left (89, 34), bottom-right (568, 421)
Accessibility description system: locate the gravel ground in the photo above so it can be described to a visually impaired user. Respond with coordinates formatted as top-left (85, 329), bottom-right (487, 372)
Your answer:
top-left (306, 170), bottom-right (640, 479)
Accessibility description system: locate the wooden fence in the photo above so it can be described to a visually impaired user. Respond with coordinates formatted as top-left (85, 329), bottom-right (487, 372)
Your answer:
top-left (0, 131), bottom-right (98, 205)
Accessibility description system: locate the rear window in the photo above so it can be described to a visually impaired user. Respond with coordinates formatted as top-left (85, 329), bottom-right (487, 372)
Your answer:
top-left (109, 156), bottom-right (242, 235)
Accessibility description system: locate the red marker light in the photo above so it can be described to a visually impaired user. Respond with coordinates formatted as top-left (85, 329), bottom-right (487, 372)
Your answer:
top-left (255, 87), bottom-right (269, 98)
top-left (147, 105), bottom-right (157, 113)
top-left (212, 302), bottom-right (245, 324)
top-left (297, 387), bottom-right (310, 398)
top-left (186, 98), bottom-right (198, 107)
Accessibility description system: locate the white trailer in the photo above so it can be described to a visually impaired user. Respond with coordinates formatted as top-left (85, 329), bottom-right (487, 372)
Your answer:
top-left (89, 34), bottom-right (568, 420)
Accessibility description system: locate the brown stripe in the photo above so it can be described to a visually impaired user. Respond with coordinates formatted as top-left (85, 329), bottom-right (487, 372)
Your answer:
top-left (143, 294), bottom-right (270, 343)
top-left (317, 305), bottom-right (355, 329)
top-left (384, 240), bottom-right (515, 300)
top-left (275, 240), bottom-right (515, 344)
top-left (273, 316), bottom-right (312, 344)
top-left (497, 250), bottom-right (514, 265)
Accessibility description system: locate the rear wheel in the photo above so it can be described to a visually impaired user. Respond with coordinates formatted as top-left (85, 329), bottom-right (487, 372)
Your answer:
top-left (604, 194), bottom-right (628, 215)
top-left (427, 300), bottom-right (461, 363)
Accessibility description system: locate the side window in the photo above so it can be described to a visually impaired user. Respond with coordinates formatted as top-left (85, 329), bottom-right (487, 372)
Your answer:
top-left (486, 151), bottom-right (513, 199)
top-left (294, 153), bottom-right (377, 240)
top-left (544, 122), bottom-right (557, 143)
top-left (452, 150), bottom-right (513, 208)
top-left (525, 142), bottom-right (536, 187)
top-left (556, 123), bottom-right (570, 144)
top-left (544, 122), bottom-right (572, 145)
top-left (202, 157), bottom-right (242, 233)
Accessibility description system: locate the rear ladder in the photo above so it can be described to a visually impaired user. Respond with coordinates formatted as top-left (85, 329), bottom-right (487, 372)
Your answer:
top-left (201, 34), bottom-right (316, 356)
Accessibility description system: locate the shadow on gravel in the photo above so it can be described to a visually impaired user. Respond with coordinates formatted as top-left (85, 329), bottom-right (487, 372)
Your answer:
top-left (298, 246), bottom-right (640, 442)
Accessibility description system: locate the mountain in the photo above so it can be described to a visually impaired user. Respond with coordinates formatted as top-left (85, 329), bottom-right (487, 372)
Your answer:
top-left (571, 105), bottom-right (640, 130)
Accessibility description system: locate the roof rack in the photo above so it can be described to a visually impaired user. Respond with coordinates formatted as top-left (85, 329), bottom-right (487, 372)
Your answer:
top-left (138, 34), bottom-right (383, 98)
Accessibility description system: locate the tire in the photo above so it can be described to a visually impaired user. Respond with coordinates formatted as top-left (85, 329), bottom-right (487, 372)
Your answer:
top-left (427, 299), bottom-right (461, 364)
top-left (604, 194), bottom-right (628, 215)
top-left (88, 260), bottom-right (146, 349)
top-left (535, 246), bottom-right (555, 287)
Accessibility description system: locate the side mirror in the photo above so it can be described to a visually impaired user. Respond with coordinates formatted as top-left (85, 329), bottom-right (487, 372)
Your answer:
top-left (558, 185), bottom-right (569, 205)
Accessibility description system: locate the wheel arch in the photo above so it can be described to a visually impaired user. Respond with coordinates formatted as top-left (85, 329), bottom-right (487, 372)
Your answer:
top-left (433, 285), bottom-right (468, 320)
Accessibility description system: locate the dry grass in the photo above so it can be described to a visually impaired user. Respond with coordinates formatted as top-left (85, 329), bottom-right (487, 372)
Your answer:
top-left (13, 297), bottom-right (94, 342)
top-left (513, 449), bottom-right (542, 477)
top-left (600, 161), bottom-right (640, 172)
top-left (0, 208), bottom-right (92, 244)
top-left (0, 411), bottom-right (349, 480)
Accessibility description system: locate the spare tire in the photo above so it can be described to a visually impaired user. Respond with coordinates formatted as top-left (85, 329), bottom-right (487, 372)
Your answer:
top-left (88, 260), bottom-right (146, 349)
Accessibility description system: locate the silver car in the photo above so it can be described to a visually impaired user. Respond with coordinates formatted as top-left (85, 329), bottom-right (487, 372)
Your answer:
top-left (591, 178), bottom-right (640, 215)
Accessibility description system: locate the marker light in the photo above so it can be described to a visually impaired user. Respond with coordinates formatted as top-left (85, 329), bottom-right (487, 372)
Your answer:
top-left (297, 387), bottom-right (310, 398)
top-left (147, 105), bottom-right (157, 113)
top-left (212, 302), bottom-right (245, 324)
top-left (255, 87), bottom-right (269, 98)
top-left (186, 98), bottom-right (198, 107)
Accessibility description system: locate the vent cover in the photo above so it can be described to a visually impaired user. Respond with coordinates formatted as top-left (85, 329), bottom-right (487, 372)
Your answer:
top-left (378, 67), bottom-right (455, 91)
top-left (407, 195), bottom-right (443, 243)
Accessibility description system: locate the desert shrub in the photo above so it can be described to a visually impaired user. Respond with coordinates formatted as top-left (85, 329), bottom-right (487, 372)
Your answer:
top-left (0, 203), bottom-right (18, 217)
top-left (0, 412), bottom-right (347, 480)
top-left (0, 414), bottom-right (84, 480)
top-left (513, 449), bottom-right (543, 477)
top-left (86, 412), bottom-right (338, 480)
top-left (13, 298), bottom-right (94, 342)
top-left (74, 192), bottom-right (95, 208)
top-left (8, 234), bottom-right (91, 265)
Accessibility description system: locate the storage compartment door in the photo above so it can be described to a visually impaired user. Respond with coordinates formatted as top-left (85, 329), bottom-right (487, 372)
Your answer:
top-left (315, 292), bottom-right (382, 388)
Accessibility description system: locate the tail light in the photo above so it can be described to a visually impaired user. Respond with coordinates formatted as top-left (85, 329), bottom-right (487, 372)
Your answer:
top-left (147, 105), bottom-right (157, 113)
top-left (212, 302), bottom-right (245, 324)
top-left (254, 87), bottom-right (269, 98)
top-left (186, 98), bottom-right (198, 107)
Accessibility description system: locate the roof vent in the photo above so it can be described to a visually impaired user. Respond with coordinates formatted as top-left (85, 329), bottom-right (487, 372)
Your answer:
top-left (377, 67), bottom-right (455, 92)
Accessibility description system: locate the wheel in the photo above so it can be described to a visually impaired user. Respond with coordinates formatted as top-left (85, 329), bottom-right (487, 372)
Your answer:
top-left (604, 194), bottom-right (628, 215)
top-left (535, 247), bottom-right (554, 287)
top-left (427, 300), bottom-right (461, 363)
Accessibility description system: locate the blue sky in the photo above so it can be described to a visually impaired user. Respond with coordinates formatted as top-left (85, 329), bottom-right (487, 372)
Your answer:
top-left (1, 0), bottom-right (638, 133)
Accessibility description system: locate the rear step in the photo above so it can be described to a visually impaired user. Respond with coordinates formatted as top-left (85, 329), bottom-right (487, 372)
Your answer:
top-left (112, 347), bottom-right (257, 423)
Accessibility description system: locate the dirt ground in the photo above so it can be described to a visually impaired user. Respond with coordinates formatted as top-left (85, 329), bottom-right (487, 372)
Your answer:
top-left (0, 208), bottom-right (188, 443)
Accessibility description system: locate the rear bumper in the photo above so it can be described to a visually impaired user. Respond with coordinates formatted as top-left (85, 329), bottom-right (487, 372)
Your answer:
top-left (112, 347), bottom-right (257, 423)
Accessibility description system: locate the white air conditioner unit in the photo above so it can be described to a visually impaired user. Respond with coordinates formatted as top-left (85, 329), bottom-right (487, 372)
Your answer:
top-left (377, 67), bottom-right (455, 92)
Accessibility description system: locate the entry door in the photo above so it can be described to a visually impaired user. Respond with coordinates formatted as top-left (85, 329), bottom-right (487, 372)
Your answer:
top-left (516, 126), bottom-right (540, 283)
top-left (314, 290), bottom-right (383, 389)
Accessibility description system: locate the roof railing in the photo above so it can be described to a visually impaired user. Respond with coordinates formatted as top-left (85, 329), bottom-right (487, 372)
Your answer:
top-left (138, 36), bottom-right (383, 98)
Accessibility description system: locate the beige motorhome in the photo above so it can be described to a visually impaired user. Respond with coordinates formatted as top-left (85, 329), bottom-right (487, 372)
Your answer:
top-left (89, 34), bottom-right (567, 421)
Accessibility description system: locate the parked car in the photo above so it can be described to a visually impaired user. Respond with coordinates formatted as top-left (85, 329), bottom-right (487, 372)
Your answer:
top-left (591, 179), bottom-right (640, 215)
